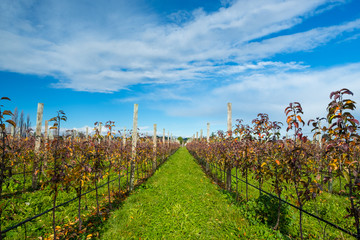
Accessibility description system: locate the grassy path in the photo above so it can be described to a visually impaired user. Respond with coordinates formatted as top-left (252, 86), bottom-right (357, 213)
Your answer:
top-left (101, 147), bottom-right (282, 239)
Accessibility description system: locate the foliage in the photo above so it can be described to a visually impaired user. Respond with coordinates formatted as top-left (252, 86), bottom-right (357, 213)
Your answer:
top-left (1, 104), bottom-right (179, 239)
top-left (101, 148), bottom-right (287, 239)
top-left (187, 88), bottom-right (360, 239)
top-left (0, 97), bottom-right (16, 240)
top-left (246, 194), bottom-right (291, 234)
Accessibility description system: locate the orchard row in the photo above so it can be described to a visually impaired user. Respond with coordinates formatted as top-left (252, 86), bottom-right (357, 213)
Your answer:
top-left (0, 99), bottom-right (179, 239)
top-left (187, 88), bottom-right (360, 239)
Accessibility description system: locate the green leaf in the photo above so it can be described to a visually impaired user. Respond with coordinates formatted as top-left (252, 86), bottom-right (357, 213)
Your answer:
top-left (343, 170), bottom-right (350, 183)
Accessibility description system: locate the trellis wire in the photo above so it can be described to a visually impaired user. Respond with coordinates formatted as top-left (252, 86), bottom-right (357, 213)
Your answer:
top-left (204, 160), bottom-right (357, 239)
top-left (1, 148), bottom-right (177, 236)
top-left (1, 174), bottom-right (122, 234)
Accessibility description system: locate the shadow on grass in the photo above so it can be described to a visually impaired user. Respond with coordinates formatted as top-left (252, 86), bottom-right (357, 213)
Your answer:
top-left (47, 149), bottom-right (180, 239)
top-left (194, 157), bottom-right (292, 238)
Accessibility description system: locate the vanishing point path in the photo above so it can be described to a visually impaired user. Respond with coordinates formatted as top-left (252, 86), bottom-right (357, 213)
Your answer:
top-left (101, 147), bottom-right (279, 239)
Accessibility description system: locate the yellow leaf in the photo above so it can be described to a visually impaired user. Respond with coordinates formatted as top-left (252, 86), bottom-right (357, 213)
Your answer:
top-left (296, 115), bottom-right (302, 122)
top-left (286, 117), bottom-right (292, 124)
top-left (261, 162), bottom-right (266, 167)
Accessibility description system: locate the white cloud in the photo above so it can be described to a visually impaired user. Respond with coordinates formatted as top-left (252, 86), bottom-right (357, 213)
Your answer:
top-left (1, 0), bottom-right (358, 93)
top-left (139, 126), bottom-right (149, 131)
top-left (165, 63), bottom-right (360, 127)
top-left (217, 61), bottom-right (309, 75)
top-left (56, 125), bottom-right (122, 136)
top-left (116, 87), bottom-right (193, 103)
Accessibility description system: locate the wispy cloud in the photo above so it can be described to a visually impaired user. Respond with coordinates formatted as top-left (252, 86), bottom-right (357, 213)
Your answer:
top-left (117, 87), bottom-right (192, 103)
top-left (165, 63), bottom-right (360, 125)
top-left (1, 0), bottom-right (359, 93)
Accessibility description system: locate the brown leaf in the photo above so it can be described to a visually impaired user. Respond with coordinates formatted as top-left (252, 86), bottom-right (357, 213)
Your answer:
top-left (2, 110), bottom-right (13, 116)
top-left (6, 119), bottom-right (16, 127)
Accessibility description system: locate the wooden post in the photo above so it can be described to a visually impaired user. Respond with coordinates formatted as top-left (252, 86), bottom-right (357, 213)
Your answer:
top-left (97, 122), bottom-right (102, 143)
top-left (226, 102), bottom-right (232, 191)
top-left (227, 102), bottom-right (232, 137)
top-left (99, 122), bottom-right (102, 136)
top-left (168, 131), bottom-right (170, 147)
top-left (318, 122), bottom-right (323, 148)
top-left (42, 120), bottom-right (49, 171)
top-left (49, 128), bottom-right (54, 140)
top-left (10, 125), bottom-right (15, 138)
top-left (152, 124), bottom-right (157, 171)
top-left (35, 103), bottom-right (44, 152)
top-left (163, 128), bottom-right (165, 144)
top-left (207, 123), bottom-right (210, 143)
top-left (33, 102), bottom-right (44, 190)
top-left (44, 120), bottom-right (49, 144)
top-left (129, 104), bottom-right (138, 191)
top-left (196, 132), bottom-right (198, 141)
top-left (200, 129), bottom-right (203, 140)
top-left (122, 127), bottom-right (126, 146)
top-left (86, 127), bottom-right (89, 139)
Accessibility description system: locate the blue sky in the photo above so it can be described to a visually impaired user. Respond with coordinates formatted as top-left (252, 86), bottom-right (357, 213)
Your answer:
top-left (1, 0), bottom-right (360, 138)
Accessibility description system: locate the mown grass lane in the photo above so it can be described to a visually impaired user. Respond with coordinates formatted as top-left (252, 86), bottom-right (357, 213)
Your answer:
top-left (101, 147), bottom-right (284, 239)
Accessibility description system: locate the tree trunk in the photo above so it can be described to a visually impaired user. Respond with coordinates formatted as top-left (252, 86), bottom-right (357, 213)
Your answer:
top-left (95, 180), bottom-right (100, 216)
top-left (299, 204), bottom-right (303, 240)
top-left (23, 161), bottom-right (26, 191)
top-left (52, 186), bottom-right (57, 240)
top-left (246, 168), bottom-right (249, 202)
top-left (274, 191), bottom-right (282, 230)
top-left (126, 163), bottom-right (129, 191)
top-left (0, 182), bottom-right (3, 240)
top-left (129, 160), bottom-right (136, 191)
top-left (78, 187), bottom-right (82, 231)
top-left (295, 184), bottom-right (303, 240)
top-left (226, 166), bottom-right (232, 191)
top-left (118, 170), bottom-right (121, 195)
top-left (235, 167), bottom-right (239, 201)
top-left (32, 159), bottom-right (39, 190)
top-left (107, 175), bottom-right (111, 209)
top-left (348, 176), bottom-right (360, 239)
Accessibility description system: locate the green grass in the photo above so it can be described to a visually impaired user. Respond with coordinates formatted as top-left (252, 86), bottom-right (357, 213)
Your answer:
top-left (3, 161), bottom-right (155, 239)
top-left (101, 147), bottom-right (285, 239)
top-left (205, 163), bottom-right (355, 239)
